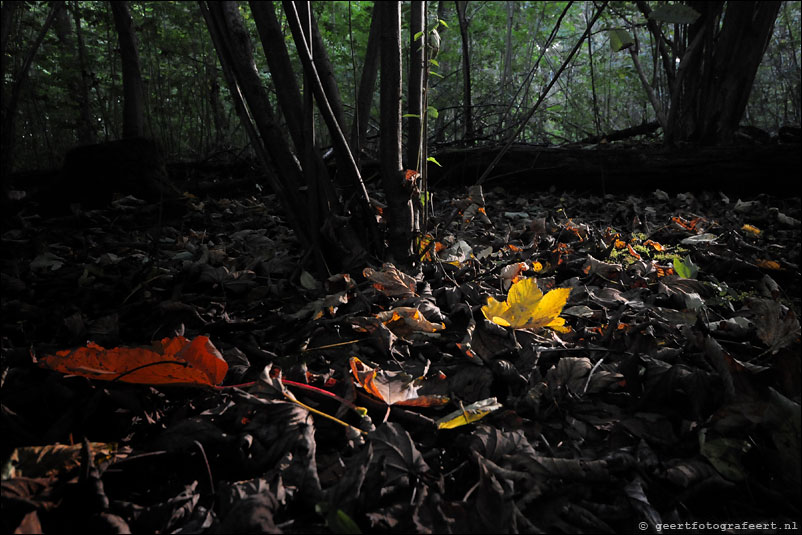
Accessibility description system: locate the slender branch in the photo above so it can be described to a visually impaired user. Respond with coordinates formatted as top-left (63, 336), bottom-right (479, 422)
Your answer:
top-left (476, 1), bottom-right (608, 185)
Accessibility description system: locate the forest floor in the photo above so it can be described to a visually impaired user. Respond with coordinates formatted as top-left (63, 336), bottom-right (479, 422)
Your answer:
top-left (1, 170), bottom-right (801, 534)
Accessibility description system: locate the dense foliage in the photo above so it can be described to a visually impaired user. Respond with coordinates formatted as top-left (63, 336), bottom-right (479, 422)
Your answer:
top-left (3, 1), bottom-right (800, 171)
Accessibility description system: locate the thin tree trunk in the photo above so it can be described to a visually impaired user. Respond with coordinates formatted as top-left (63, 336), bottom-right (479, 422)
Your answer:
top-left (408, 0), bottom-right (426, 240)
top-left (379, 1), bottom-right (412, 264)
top-left (282, 0), bottom-right (373, 210)
top-left (71, 1), bottom-right (95, 144)
top-left (0, 1), bottom-right (20, 87)
top-left (501, 1), bottom-right (514, 93)
top-left (53, 3), bottom-right (94, 145)
top-left (201, 1), bottom-right (311, 249)
top-left (455, 1), bottom-right (474, 145)
top-left (584, 5), bottom-right (601, 136)
top-left (285, 1), bottom-right (348, 146)
top-left (249, 0), bottom-right (305, 155)
top-left (350, 4), bottom-right (380, 164)
top-left (431, 0), bottom-right (448, 144)
top-left (1, 2), bottom-right (61, 177)
top-left (407, 1), bottom-right (425, 171)
top-left (109, 1), bottom-right (145, 138)
top-left (203, 1), bottom-right (373, 273)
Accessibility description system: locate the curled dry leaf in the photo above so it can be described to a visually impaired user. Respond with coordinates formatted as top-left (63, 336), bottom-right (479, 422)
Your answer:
top-left (376, 307), bottom-right (445, 338)
top-left (363, 263), bottom-right (418, 298)
top-left (349, 357), bottom-right (449, 407)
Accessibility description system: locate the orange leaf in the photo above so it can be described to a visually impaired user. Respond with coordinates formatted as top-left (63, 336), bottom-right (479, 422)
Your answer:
top-left (755, 259), bottom-right (781, 270)
top-left (405, 169), bottom-right (421, 182)
top-left (38, 336), bottom-right (227, 387)
top-left (644, 240), bottom-right (664, 251)
top-left (741, 224), bottom-right (761, 236)
top-left (349, 357), bottom-right (449, 407)
top-left (627, 244), bottom-right (641, 259)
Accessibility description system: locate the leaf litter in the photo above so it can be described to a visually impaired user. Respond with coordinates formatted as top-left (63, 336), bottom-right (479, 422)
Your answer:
top-left (1, 182), bottom-right (800, 533)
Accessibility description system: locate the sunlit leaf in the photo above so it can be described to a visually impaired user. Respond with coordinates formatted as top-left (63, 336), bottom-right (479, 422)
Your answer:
top-left (38, 336), bottom-right (228, 387)
top-left (673, 255), bottom-right (699, 279)
top-left (741, 224), bottom-right (761, 236)
top-left (436, 398), bottom-right (502, 429)
top-left (644, 239), bottom-right (664, 251)
top-left (482, 278), bottom-right (571, 332)
top-left (609, 28), bottom-right (634, 52)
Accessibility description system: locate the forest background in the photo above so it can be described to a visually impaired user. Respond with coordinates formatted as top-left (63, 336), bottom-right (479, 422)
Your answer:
top-left (2, 1), bottom-right (799, 168)
top-left (1, 0), bottom-right (801, 269)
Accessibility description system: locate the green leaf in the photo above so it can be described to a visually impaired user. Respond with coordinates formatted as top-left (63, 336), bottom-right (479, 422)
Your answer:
top-left (427, 156), bottom-right (442, 167)
top-left (648, 4), bottom-right (701, 24)
top-left (609, 29), bottom-right (635, 52)
top-left (413, 30), bottom-right (424, 41)
top-left (429, 58), bottom-right (440, 67)
top-left (419, 191), bottom-right (431, 207)
top-left (429, 71), bottom-right (444, 79)
top-left (427, 106), bottom-right (439, 118)
top-left (316, 503), bottom-right (362, 534)
top-left (402, 113), bottom-right (421, 118)
top-left (673, 255), bottom-right (699, 279)
top-left (438, 19), bottom-right (449, 28)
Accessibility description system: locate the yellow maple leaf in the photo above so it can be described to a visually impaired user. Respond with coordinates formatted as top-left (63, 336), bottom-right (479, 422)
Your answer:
top-left (482, 278), bottom-right (571, 332)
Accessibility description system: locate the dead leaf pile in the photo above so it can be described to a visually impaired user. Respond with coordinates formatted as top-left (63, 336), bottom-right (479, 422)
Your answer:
top-left (1, 180), bottom-right (800, 533)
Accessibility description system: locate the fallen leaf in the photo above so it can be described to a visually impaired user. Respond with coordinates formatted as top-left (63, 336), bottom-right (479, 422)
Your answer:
top-left (436, 398), bottom-right (502, 429)
top-left (349, 357), bottom-right (449, 407)
top-left (741, 224), bottom-right (761, 236)
top-left (748, 298), bottom-right (801, 353)
top-left (482, 278), bottom-right (571, 332)
top-left (376, 307), bottom-right (445, 338)
top-left (363, 263), bottom-right (417, 298)
top-left (38, 336), bottom-right (228, 387)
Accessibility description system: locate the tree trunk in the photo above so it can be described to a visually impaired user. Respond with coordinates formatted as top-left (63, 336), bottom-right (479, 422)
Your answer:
top-left (407, 1), bottom-right (425, 171)
top-left (249, 0), bottom-right (305, 155)
top-left (431, 0), bottom-right (449, 145)
top-left (203, 1), bottom-right (372, 273)
top-left (1, 2), bottom-right (61, 178)
top-left (501, 1), bottom-right (514, 94)
top-left (0, 1), bottom-right (20, 85)
top-left (70, 1), bottom-right (96, 144)
top-left (201, 1), bottom-right (310, 248)
top-left (455, 1), bottom-right (474, 145)
top-left (109, 1), bottom-right (145, 138)
top-left (350, 4), bottom-right (380, 165)
top-left (665, 1), bottom-right (781, 145)
top-left (284, 1), bottom-right (348, 148)
top-left (379, 1), bottom-right (413, 264)
top-left (282, 1), bottom-right (374, 211)
top-left (53, 3), bottom-right (94, 145)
